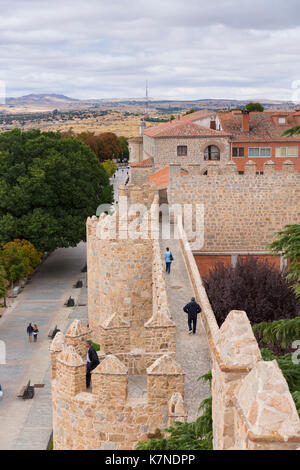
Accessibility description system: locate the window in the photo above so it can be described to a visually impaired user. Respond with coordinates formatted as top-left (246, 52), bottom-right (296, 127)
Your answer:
top-left (177, 145), bottom-right (187, 156)
top-left (238, 171), bottom-right (244, 175)
top-left (249, 147), bottom-right (271, 158)
top-left (278, 117), bottom-right (286, 124)
top-left (204, 145), bottom-right (220, 161)
top-left (276, 147), bottom-right (298, 157)
top-left (232, 147), bottom-right (244, 158)
top-left (256, 171), bottom-right (264, 175)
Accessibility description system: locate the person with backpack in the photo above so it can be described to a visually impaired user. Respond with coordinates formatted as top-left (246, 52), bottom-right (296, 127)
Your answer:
top-left (33, 324), bottom-right (39, 342)
top-left (183, 297), bottom-right (202, 334)
top-left (26, 323), bottom-right (34, 343)
top-left (164, 247), bottom-right (174, 274)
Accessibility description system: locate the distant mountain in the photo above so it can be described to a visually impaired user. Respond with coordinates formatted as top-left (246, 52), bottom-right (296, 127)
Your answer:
top-left (0, 93), bottom-right (297, 114)
top-left (5, 93), bottom-right (78, 105)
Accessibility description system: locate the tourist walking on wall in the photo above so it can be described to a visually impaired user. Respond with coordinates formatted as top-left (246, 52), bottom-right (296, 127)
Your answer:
top-left (26, 323), bottom-right (34, 343)
top-left (33, 324), bottom-right (39, 342)
top-left (85, 340), bottom-right (100, 388)
top-left (183, 297), bottom-right (201, 334)
top-left (164, 247), bottom-right (173, 274)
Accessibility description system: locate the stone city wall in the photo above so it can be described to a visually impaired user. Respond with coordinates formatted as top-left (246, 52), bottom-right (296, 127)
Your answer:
top-left (86, 190), bottom-right (175, 374)
top-left (130, 166), bottom-right (154, 186)
top-left (169, 160), bottom-right (300, 252)
top-left (178, 219), bottom-right (300, 450)
top-left (51, 325), bottom-right (186, 450)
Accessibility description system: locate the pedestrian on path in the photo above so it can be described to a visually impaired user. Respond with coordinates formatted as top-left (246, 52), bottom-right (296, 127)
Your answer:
top-left (33, 324), bottom-right (39, 342)
top-left (26, 323), bottom-right (34, 343)
top-left (183, 297), bottom-right (201, 334)
top-left (85, 340), bottom-right (100, 388)
top-left (164, 247), bottom-right (173, 274)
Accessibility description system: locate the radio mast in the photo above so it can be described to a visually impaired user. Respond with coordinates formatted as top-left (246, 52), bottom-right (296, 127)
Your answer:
top-left (145, 80), bottom-right (149, 115)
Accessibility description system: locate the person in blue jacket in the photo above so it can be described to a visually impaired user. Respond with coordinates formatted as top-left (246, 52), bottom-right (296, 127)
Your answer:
top-left (164, 247), bottom-right (173, 274)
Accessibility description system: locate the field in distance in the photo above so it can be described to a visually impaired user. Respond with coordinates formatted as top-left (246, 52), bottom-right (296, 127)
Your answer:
top-left (0, 93), bottom-right (296, 138)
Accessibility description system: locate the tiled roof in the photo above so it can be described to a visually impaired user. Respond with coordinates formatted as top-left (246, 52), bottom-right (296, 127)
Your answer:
top-left (180, 110), bottom-right (216, 122)
top-left (149, 167), bottom-right (170, 189)
top-left (149, 166), bottom-right (187, 189)
top-left (218, 111), bottom-right (300, 142)
top-left (130, 157), bottom-right (154, 168)
top-left (143, 120), bottom-right (230, 138)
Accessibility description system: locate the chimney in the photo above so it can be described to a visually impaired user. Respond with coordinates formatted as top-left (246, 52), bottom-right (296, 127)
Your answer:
top-left (210, 119), bottom-right (216, 130)
top-left (242, 110), bottom-right (250, 132)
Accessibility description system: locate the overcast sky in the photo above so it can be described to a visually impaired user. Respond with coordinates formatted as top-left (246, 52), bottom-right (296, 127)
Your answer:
top-left (0, 0), bottom-right (300, 101)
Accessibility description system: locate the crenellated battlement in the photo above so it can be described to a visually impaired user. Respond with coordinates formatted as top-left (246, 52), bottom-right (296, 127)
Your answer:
top-left (179, 159), bottom-right (300, 178)
top-left (169, 160), bottom-right (300, 252)
top-left (51, 331), bottom-right (186, 450)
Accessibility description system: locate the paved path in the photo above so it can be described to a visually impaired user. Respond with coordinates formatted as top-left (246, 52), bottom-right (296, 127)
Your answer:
top-left (0, 243), bottom-right (87, 450)
top-left (160, 237), bottom-right (211, 421)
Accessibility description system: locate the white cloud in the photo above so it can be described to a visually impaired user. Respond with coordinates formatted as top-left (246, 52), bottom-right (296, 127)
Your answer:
top-left (0, 0), bottom-right (299, 100)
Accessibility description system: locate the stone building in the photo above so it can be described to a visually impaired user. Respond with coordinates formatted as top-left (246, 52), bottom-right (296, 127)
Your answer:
top-left (129, 109), bottom-right (300, 180)
top-left (50, 187), bottom-right (300, 450)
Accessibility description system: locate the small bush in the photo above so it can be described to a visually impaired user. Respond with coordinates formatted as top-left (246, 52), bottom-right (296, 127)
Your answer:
top-left (92, 342), bottom-right (100, 351)
top-left (203, 257), bottom-right (300, 327)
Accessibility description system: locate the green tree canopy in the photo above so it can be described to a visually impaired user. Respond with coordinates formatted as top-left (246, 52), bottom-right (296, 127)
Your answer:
top-left (102, 160), bottom-right (117, 177)
top-left (118, 136), bottom-right (129, 161)
top-left (282, 126), bottom-right (300, 137)
top-left (269, 224), bottom-right (300, 297)
top-left (0, 243), bottom-right (30, 284)
top-left (0, 129), bottom-right (113, 251)
top-left (245, 102), bottom-right (264, 112)
top-left (0, 264), bottom-right (8, 301)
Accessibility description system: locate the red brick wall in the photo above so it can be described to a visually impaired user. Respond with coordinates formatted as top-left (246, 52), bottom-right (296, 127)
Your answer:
top-left (231, 142), bottom-right (300, 173)
top-left (194, 255), bottom-right (231, 279)
top-left (238, 254), bottom-right (281, 270)
top-left (194, 254), bottom-right (281, 279)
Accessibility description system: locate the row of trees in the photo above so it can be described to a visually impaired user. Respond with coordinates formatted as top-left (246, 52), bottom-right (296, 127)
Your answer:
top-left (62, 131), bottom-right (129, 162)
top-left (0, 239), bottom-right (42, 306)
top-left (0, 129), bottom-right (114, 252)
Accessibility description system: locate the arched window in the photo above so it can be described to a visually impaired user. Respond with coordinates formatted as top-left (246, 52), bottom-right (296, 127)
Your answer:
top-left (204, 145), bottom-right (220, 161)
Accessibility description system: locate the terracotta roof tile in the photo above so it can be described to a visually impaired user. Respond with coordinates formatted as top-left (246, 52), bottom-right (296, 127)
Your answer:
top-left (130, 157), bottom-right (154, 168)
top-left (143, 120), bottom-right (230, 138)
top-left (218, 111), bottom-right (300, 142)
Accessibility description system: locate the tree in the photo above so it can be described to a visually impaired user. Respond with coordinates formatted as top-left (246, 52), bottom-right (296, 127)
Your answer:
top-left (0, 243), bottom-right (30, 286)
top-left (253, 317), bottom-right (300, 349)
top-left (0, 129), bottom-right (113, 252)
top-left (245, 102), bottom-right (264, 112)
top-left (74, 131), bottom-right (122, 162)
top-left (102, 160), bottom-right (117, 177)
top-left (203, 257), bottom-right (300, 327)
top-left (118, 136), bottom-right (129, 161)
top-left (282, 126), bottom-right (300, 137)
top-left (0, 265), bottom-right (8, 307)
top-left (184, 109), bottom-right (196, 115)
top-left (269, 224), bottom-right (300, 297)
top-left (2, 239), bottom-right (42, 275)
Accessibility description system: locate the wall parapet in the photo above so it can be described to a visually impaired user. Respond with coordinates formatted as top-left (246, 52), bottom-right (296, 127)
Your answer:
top-left (51, 341), bottom-right (186, 450)
top-left (177, 217), bottom-right (300, 450)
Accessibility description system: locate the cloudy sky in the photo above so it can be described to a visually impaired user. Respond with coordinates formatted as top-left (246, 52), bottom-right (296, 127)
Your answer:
top-left (0, 0), bottom-right (300, 101)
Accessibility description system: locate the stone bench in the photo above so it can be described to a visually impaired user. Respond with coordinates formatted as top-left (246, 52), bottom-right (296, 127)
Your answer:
top-left (17, 380), bottom-right (35, 399)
